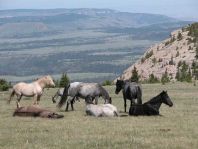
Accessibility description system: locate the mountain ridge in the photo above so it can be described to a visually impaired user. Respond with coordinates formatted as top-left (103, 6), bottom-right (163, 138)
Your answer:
top-left (116, 23), bottom-right (198, 82)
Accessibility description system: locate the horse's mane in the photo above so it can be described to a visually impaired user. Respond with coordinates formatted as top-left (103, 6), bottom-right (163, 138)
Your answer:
top-left (145, 91), bottom-right (165, 105)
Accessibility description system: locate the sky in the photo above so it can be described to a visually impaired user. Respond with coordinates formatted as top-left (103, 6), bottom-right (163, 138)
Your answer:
top-left (0, 0), bottom-right (198, 21)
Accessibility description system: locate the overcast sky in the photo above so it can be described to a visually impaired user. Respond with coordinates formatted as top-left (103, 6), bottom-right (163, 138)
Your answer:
top-left (0, 0), bottom-right (198, 20)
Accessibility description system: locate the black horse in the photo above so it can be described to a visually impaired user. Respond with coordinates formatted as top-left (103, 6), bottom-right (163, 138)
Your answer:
top-left (129, 91), bottom-right (173, 116)
top-left (115, 80), bottom-right (142, 112)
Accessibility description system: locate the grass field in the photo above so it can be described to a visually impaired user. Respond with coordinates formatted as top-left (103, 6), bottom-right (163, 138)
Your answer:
top-left (0, 83), bottom-right (197, 149)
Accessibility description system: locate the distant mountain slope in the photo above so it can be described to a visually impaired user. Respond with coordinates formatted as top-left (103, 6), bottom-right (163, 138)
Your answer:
top-left (116, 23), bottom-right (198, 82)
top-left (0, 9), bottom-right (193, 82)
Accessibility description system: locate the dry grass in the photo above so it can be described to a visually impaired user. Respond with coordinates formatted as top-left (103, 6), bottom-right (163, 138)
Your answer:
top-left (0, 83), bottom-right (197, 149)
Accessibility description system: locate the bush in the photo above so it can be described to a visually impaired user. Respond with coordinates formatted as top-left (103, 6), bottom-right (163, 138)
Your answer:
top-left (161, 70), bottom-right (170, 85)
top-left (131, 66), bottom-right (139, 82)
top-left (145, 50), bottom-right (153, 59)
top-left (59, 73), bottom-right (70, 87)
top-left (102, 80), bottom-right (112, 86)
top-left (176, 61), bottom-right (192, 82)
top-left (0, 79), bottom-right (10, 91)
top-left (147, 74), bottom-right (160, 83)
top-left (177, 32), bottom-right (183, 41)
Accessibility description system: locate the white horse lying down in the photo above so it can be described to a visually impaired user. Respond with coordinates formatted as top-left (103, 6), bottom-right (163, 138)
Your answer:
top-left (86, 104), bottom-right (119, 117)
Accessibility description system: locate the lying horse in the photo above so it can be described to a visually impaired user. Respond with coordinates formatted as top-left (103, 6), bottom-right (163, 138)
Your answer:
top-left (115, 79), bottom-right (142, 112)
top-left (85, 97), bottom-right (118, 117)
top-left (13, 105), bottom-right (64, 119)
top-left (8, 75), bottom-right (55, 107)
top-left (129, 91), bottom-right (173, 116)
top-left (57, 82), bottom-right (112, 111)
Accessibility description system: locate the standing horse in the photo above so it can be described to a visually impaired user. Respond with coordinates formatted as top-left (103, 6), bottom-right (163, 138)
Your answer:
top-left (115, 80), bottom-right (142, 112)
top-left (57, 82), bottom-right (112, 111)
top-left (52, 87), bottom-right (80, 109)
top-left (129, 91), bottom-right (173, 116)
top-left (52, 88), bottom-right (64, 103)
top-left (8, 75), bottom-right (55, 107)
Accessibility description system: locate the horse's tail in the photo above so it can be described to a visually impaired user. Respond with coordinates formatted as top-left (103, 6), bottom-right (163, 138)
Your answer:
top-left (57, 84), bottom-right (70, 108)
top-left (137, 85), bottom-right (142, 104)
top-left (8, 89), bottom-right (15, 104)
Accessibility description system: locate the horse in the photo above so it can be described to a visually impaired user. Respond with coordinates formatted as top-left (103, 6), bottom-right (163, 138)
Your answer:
top-left (115, 79), bottom-right (142, 112)
top-left (52, 88), bottom-right (65, 103)
top-left (57, 82), bottom-right (112, 111)
top-left (8, 75), bottom-right (55, 107)
top-left (85, 97), bottom-right (118, 117)
top-left (129, 91), bottom-right (173, 116)
top-left (13, 105), bottom-right (64, 119)
top-left (52, 87), bottom-right (80, 109)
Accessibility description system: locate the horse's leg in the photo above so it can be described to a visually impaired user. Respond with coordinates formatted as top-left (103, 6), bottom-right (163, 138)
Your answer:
top-left (123, 94), bottom-right (127, 113)
top-left (37, 95), bottom-right (41, 105)
top-left (94, 96), bottom-right (99, 105)
top-left (71, 97), bottom-right (75, 111)
top-left (16, 95), bottom-right (22, 108)
top-left (65, 101), bottom-right (69, 111)
top-left (8, 90), bottom-right (15, 104)
top-left (65, 98), bottom-right (71, 111)
top-left (33, 95), bottom-right (38, 105)
top-left (52, 92), bottom-right (58, 103)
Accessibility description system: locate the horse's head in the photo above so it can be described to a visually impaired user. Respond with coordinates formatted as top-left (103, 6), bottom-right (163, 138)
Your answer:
top-left (160, 91), bottom-right (173, 107)
top-left (105, 97), bottom-right (112, 104)
top-left (85, 96), bottom-right (94, 104)
top-left (44, 75), bottom-right (55, 87)
top-left (115, 79), bottom-right (124, 94)
top-left (52, 96), bottom-right (56, 103)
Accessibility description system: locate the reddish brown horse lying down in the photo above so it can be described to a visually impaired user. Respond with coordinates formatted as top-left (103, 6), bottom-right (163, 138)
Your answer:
top-left (13, 106), bottom-right (64, 119)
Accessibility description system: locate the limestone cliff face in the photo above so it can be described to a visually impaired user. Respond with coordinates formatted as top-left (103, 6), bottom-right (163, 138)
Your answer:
top-left (116, 27), bottom-right (197, 82)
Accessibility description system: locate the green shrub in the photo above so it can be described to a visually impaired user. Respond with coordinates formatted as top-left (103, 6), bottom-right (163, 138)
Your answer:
top-left (0, 79), bottom-right (10, 91)
top-left (102, 80), bottom-right (112, 86)
top-left (131, 66), bottom-right (139, 82)
top-left (146, 74), bottom-right (160, 84)
top-left (59, 73), bottom-right (70, 87)
top-left (145, 50), bottom-right (153, 59)
top-left (161, 70), bottom-right (170, 85)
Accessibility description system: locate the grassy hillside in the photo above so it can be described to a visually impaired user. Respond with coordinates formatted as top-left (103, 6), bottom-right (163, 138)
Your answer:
top-left (0, 83), bottom-right (197, 149)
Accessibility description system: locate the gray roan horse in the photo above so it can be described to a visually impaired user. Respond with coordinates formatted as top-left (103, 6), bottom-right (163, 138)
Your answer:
top-left (8, 75), bottom-right (55, 107)
top-left (57, 82), bottom-right (112, 111)
top-left (115, 80), bottom-right (142, 112)
top-left (52, 87), bottom-right (80, 108)
top-left (129, 91), bottom-right (173, 116)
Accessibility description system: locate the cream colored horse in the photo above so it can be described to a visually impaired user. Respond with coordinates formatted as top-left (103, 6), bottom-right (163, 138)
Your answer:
top-left (86, 104), bottom-right (119, 117)
top-left (8, 75), bottom-right (55, 107)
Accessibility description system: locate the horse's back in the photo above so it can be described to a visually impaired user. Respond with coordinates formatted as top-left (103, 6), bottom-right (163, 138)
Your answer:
top-left (79, 83), bottom-right (101, 96)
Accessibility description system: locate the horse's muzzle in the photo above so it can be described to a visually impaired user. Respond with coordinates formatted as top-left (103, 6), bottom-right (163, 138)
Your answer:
top-left (115, 91), bottom-right (119, 94)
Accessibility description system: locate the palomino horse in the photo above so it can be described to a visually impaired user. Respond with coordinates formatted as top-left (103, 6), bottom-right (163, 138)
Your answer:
top-left (8, 75), bottom-right (55, 107)
top-left (85, 97), bottom-right (118, 117)
top-left (115, 80), bottom-right (142, 112)
top-left (129, 91), bottom-right (173, 116)
top-left (57, 82), bottom-right (112, 111)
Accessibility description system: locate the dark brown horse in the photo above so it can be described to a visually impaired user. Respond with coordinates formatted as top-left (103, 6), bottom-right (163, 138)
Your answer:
top-left (13, 106), bottom-right (64, 119)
